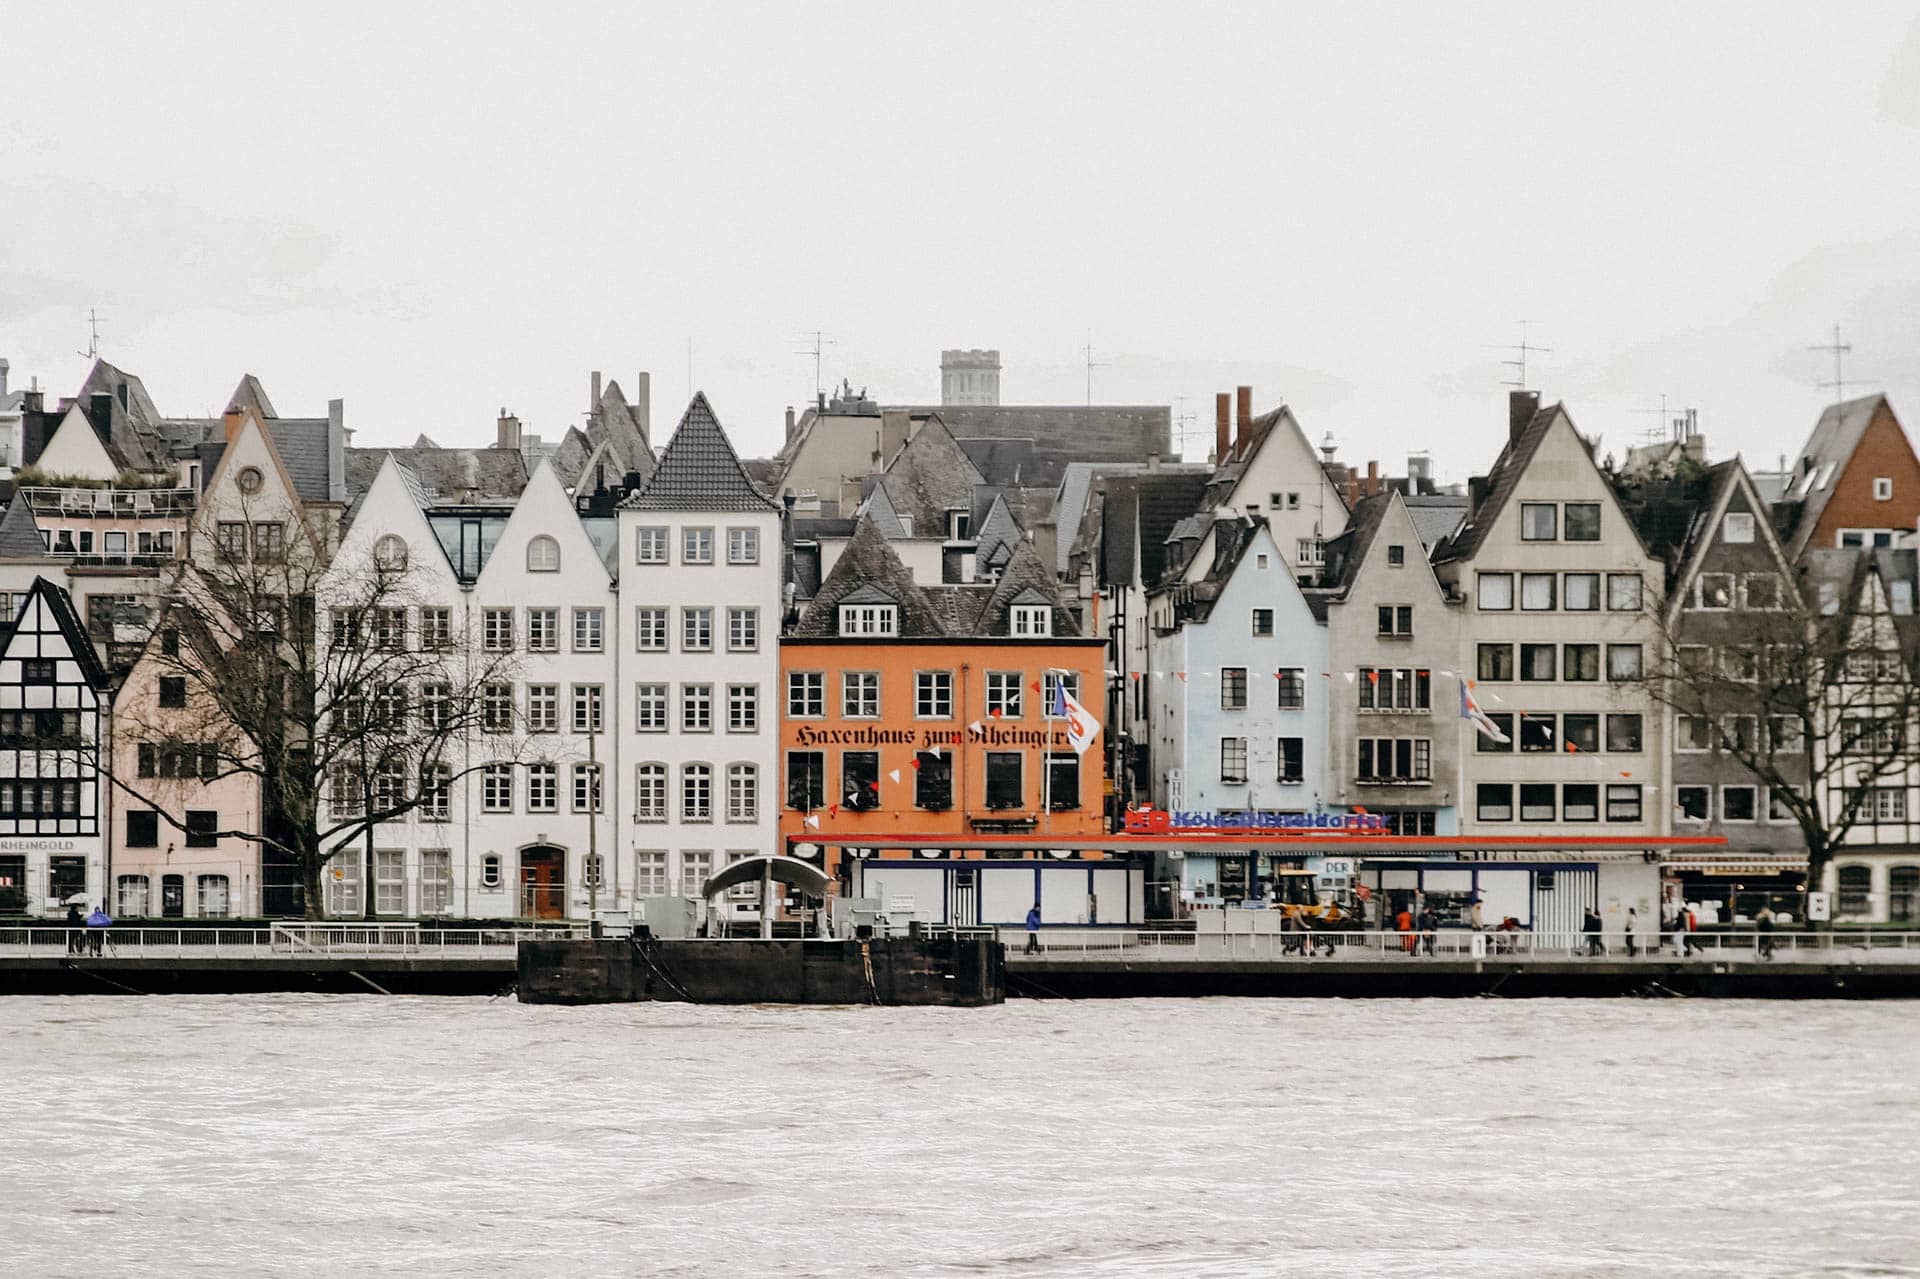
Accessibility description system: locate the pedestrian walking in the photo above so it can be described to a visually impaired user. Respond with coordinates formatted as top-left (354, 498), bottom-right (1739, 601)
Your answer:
top-left (1669, 903), bottom-right (1689, 956)
top-left (1417, 905), bottom-right (1438, 956)
top-left (1396, 906), bottom-right (1416, 956)
top-left (1624, 907), bottom-right (1639, 958)
top-left (1683, 905), bottom-right (1699, 957)
top-left (85, 905), bottom-right (112, 957)
top-left (1469, 894), bottom-right (1485, 932)
top-left (65, 902), bottom-right (84, 955)
top-left (1755, 903), bottom-right (1775, 961)
top-left (1583, 907), bottom-right (1605, 957)
top-left (1024, 903), bottom-right (1042, 955)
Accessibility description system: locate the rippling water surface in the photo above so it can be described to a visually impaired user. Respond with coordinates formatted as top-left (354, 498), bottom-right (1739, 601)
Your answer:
top-left (2, 996), bottom-right (1916, 1277)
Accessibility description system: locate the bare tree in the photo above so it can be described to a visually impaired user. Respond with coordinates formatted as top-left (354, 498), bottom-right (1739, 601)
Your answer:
top-left (101, 495), bottom-right (519, 918)
top-left (1649, 568), bottom-right (1920, 910)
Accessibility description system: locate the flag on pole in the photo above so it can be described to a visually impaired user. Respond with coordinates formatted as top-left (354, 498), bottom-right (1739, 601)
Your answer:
top-left (1461, 680), bottom-right (1509, 743)
top-left (1048, 678), bottom-right (1101, 756)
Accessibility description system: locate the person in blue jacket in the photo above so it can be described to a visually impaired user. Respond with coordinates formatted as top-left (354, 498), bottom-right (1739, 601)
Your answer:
top-left (1024, 904), bottom-right (1042, 954)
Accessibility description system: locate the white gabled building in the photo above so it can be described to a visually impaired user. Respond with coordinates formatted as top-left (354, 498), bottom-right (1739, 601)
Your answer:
top-left (614, 394), bottom-right (782, 913)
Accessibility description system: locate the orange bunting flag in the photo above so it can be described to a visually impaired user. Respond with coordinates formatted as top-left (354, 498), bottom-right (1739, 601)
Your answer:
top-left (1175, 672), bottom-right (1187, 682)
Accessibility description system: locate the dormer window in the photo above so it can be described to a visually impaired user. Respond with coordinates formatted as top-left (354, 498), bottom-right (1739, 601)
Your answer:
top-left (947, 509), bottom-right (971, 540)
top-left (1011, 605), bottom-right (1051, 637)
top-left (839, 604), bottom-right (897, 637)
top-left (526, 534), bottom-right (560, 573)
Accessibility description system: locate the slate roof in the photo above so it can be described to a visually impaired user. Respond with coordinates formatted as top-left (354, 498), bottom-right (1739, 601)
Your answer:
top-left (1403, 493), bottom-right (1469, 549)
top-left (877, 415), bottom-right (985, 531)
top-left (1777, 394), bottom-right (1895, 557)
top-left (1090, 470), bottom-right (1212, 588)
top-left (265, 418), bottom-right (333, 502)
top-left (893, 404), bottom-right (1171, 459)
top-left (856, 483), bottom-right (909, 538)
top-left (224, 374), bottom-right (278, 420)
top-left (346, 447), bottom-right (528, 507)
top-left (972, 492), bottom-right (1022, 573)
top-left (1432, 402), bottom-right (1559, 564)
top-left (1322, 492), bottom-right (1392, 594)
top-left (0, 494), bottom-right (49, 560)
top-left (620, 393), bottom-right (777, 512)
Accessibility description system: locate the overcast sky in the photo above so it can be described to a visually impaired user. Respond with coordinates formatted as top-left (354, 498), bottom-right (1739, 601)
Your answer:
top-left (4, 3), bottom-right (1919, 483)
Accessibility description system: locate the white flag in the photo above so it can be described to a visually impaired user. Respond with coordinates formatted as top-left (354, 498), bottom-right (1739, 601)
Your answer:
top-left (1050, 682), bottom-right (1101, 756)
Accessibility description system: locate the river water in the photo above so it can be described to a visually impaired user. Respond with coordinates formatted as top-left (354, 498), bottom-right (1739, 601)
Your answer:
top-left (1, 997), bottom-right (1915, 1278)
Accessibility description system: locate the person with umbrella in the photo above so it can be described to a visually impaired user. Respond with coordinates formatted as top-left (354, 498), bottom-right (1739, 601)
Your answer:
top-left (85, 904), bottom-right (113, 957)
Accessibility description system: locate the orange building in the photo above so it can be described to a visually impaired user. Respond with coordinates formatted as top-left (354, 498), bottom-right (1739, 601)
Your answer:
top-left (780, 519), bottom-right (1138, 927)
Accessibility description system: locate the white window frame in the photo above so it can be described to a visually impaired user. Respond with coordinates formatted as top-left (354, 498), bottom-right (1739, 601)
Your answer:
top-left (839, 603), bottom-right (899, 637)
top-left (726, 526), bottom-right (760, 565)
top-left (635, 683), bottom-right (668, 732)
top-left (1010, 604), bottom-right (1051, 637)
top-left (636, 526), bottom-right (668, 564)
top-left (572, 608), bottom-right (604, 652)
top-left (636, 606), bottom-right (668, 652)
top-left (683, 526), bottom-right (714, 564)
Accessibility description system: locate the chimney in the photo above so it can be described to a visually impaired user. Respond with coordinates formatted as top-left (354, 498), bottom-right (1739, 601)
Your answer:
top-left (1214, 393), bottom-right (1230, 464)
top-left (222, 407), bottom-right (247, 445)
top-left (1366, 459), bottom-right (1379, 495)
top-left (1509, 390), bottom-right (1540, 444)
top-left (327, 398), bottom-right (347, 503)
top-left (1346, 473), bottom-right (1359, 508)
top-left (1235, 386), bottom-right (1252, 458)
top-left (880, 409), bottom-right (911, 464)
top-left (785, 406), bottom-right (798, 441)
top-left (590, 370), bottom-right (602, 416)
top-left (496, 408), bottom-right (522, 452)
top-left (634, 371), bottom-right (651, 448)
top-left (0, 359), bottom-right (8, 398)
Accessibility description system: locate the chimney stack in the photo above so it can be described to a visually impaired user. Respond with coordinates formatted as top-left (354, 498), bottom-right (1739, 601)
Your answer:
top-left (785, 406), bottom-right (798, 441)
top-left (222, 407), bottom-right (247, 445)
top-left (0, 359), bottom-right (9, 398)
top-left (634, 371), bottom-right (651, 448)
top-left (327, 398), bottom-right (347, 503)
top-left (1214, 393), bottom-right (1231, 464)
top-left (1235, 386), bottom-right (1252, 458)
top-left (590, 370), bottom-right (602, 416)
top-left (496, 408), bottom-right (522, 452)
top-left (1366, 459), bottom-right (1379, 495)
top-left (1509, 390), bottom-right (1541, 444)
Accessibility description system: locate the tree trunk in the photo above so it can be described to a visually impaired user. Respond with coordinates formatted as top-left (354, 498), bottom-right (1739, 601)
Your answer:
top-left (298, 828), bottom-right (326, 921)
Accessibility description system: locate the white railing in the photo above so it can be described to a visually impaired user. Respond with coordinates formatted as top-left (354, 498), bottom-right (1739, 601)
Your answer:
top-left (20, 486), bottom-right (196, 517)
top-left (0, 924), bottom-right (588, 960)
top-left (1002, 928), bottom-right (1920, 963)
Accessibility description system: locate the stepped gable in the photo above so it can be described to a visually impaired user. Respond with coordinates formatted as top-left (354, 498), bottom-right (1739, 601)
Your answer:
top-left (791, 517), bottom-right (949, 638)
top-left (619, 393), bottom-right (776, 512)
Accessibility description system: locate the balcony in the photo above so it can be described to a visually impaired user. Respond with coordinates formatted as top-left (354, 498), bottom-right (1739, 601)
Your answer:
top-left (21, 487), bottom-right (197, 519)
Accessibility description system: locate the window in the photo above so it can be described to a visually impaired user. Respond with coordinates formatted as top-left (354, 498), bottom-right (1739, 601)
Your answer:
top-left (843, 672), bottom-right (880, 719)
top-left (1719, 786), bottom-right (1757, 823)
top-left (681, 683), bottom-right (712, 732)
top-left (185, 810), bottom-right (219, 848)
top-left (1251, 608), bottom-right (1274, 636)
top-left (1723, 512), bottom-right (1755, 543)
top-left (635, 606), bottom-right (668, 651)
top-left (727, 683), bottom-right (759, 732)
top-left (1011, 605), bottom-right (1052, 636)
top-left (1477, 712), bottom-right (1514, 751)
top-left (1607, 573), bottom-right (1642, 611)
top-left (1377, 605), bottom-right (1413, 636)
top-left (1607, 644), bottom-right (1643, 681)
top-left (786, 751), bottom-right (825, 810)
top-left (1220, 737), bottom-right (1249, 784)
top-left (1875, 477), bottom-right (1894, 501)
top-left (1838, 865), bottom-right (1873, 917)
top-left (328, 764), bottom-right (363, 817)
top-left (1521, 503), bottom-right (1557, 541)
top-left (1607, 784), bottom-right (1643, 823)
top-left (117, 874), bottom-right (150, 917)
top-left (682, 607), bottom-right (714, 652)
top-left (914, 751), bottom-right (953, 810)
top-left (1296, 538), bottom-right (1325, 566)
top-left (420, 607), bottom-right (452, 651)
top-left (683, 527), bottom-right (714, 564)
top-left (1387, 544), bottom-right (1406, 567)
top-left (572, 608), bottom-right (604, 652)
top-left (1676, 787), bottom-right (1709, 821)
top-left (236, 465), bottom-right (264, 495)
top-left (1220, 667), bottom-right (1248, 710)
top-left (1605, 714), bottom-right (1643, 753)
top-left (842, 751), bottom-right (880, 810)
top-left (527, 607), bottom-right (559, 652)
top-left (727, 526), bottom-right (760, 564)
top-left (1768, 716), bottom-right (1804, 754)
top-left (197, 873), bottom-right (232, 918)
top-left (1744, 574), bottom-right (1780, 610)
top-left (126, 810), bottom-right (159, 848)
top-left (1519, 644), bottom-right (1556, 681)
top-left (1276, 737), bottom-right (1304, 783)
top-left (526, 535), bottom-right (560, 572)
top-left (678, 850), bottom-right (714, 899)
top-left (1477, 644), bottom-right (1515, 682)
top-left (1477, 573), bottom-right (1514, 611)
top-left (1476, 784), bottom-right (1513, 822)
top-left (323, 857), bottom-right (360, 916)
top-left (1045, 753), bottom-right (1080, 810)
top-left (682, 764), bottom-right (713, 821)
top-left (787, 672), bottom-right (824, 718)
top-left (1692, 573), bottom-right (1734, 610)
top-left (216, 522), bottom-right (248, 558)
top-left (1563, 784), bottom-right (1599, 822)
top-left (482, 608), bottom-right (514, 651)
top-left (369, 607), bottom-right (405, 652)
top-left (838, 603), bottom-right (898, 636)
top-left (947, 508), bottom-right (972, 539)
top-left (985, 753), bottom-right (1023, 808)
top-left (526, 764), bottom-right (558, 813)
top-left (1519, 713), bottom-right (1557, 753)
top-left (366, 849), bottom-right (405, 916)
top-left (572, 763), bottom-right (603, 813)
top-left (1675, 715), bottom-right (1712, 752)
top-left (634, 683), bottom-right (667, 731)
top-left (916, 671), bottom-right (953, 719)
top-left (633, 851), bottom-right (666, 896)
top-left (986, 672), bottom-right (1023, 719)
top-left (634, 764), bottom-right (667, 821)
top-left (1564, 644), bottom-right (1600, 682)
top-left (482, 683), bottom-right (514, 733)
top-left (1359, 668), bottom-right (1431, 712)
top-left (637, 526), bottom-right (669, 564)
top-left (726, 763), bottom-right (758, 822)
top-left (159, 676), bottom-right (187, 708)
top-left (373, 533), bottom-right (408, 570)
top-left (726, 607), bottom-right (759, 652)
top-left (419, 850), bottom-right (452, 914)
top-left (1564, 573), bottom-right (1599, 612)
top-left (252, 523), bottom-right (284, 561)
top-left (1519, 783), bottom-right (1556, 822)
top-left (1564, 503), bottom-right (1600, 541)
top-left (1520, 573), bottom-right (1556, 610)
top-left (1562, 713), bottom-right (1600, 754)
top-left (1356, 737), bottom-right (1432, 782)
top-left (1277, 669), bottom-right (1304, 709)
top-left (422, 764), bottom-right (451, 821)
top-left (482, 764), bottom-right (513, 813)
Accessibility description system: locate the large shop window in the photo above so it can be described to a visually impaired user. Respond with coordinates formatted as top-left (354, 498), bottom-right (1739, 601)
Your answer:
top-left (985, 753), bottom-right (1023, 809)
top-left (1046, 754), bottom-right (1080, 810)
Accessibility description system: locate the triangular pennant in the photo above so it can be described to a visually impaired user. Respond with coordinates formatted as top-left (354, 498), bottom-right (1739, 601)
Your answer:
top-left (1175, 672), bottom-right (1187, 682)
top-left (804, 813), bottom-right (821, 829)
top-left (1029, 680), bottom-right (1042, 694)
top-left (909, 758), bottom-right (922, 771)
top-left (1343, 672), bottom-right (1356, 684)
top-left (989, 707), bottom-right (1003, 719)
top-left (889, 769), bottom-right (901, 784)
top-left (968, 720), bottom-right (984, 734)
top-left (828, 804), bottom-right (839, 818)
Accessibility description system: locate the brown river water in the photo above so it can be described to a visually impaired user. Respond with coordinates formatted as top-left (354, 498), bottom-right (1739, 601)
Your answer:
top-left (1, 996), bottom-right (1915, 1277)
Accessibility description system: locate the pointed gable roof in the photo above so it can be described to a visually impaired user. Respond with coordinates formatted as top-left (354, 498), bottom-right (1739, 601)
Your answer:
top-left (225, 374), bottom-right (278, 420)
top-left (619, 393), bottom-right (776, 512)
top-left (878, 414), bottom-right (985, 531)
top-left (856, 482), bottom-right (909, 537)
top-left (0, 494), bottom-right (48, 561)
top-left (1662, 459), bottom-right (1802, 622)
top-left (8, 576), bottom-right (109, 690)
top-left (791, 517), bottom-right (949, 638)
top-left (1779, 394), bottom-right (1906, 558)
top-left (971, 538), bottom-right (1078, 636)
top-left (1323, 492), bottom-right (1394, 593)
top-left (973, 492), bottom-right (1023, 571)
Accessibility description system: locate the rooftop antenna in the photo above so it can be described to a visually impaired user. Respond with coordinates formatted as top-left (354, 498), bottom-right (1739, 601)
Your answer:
top-left (1485, 319), bottom-right (1551, 389)
top-left (1172, 394), bottom-right (1199, 454)
top-left (686, 337), bottom-right (693, 403)
top-left (1809, 323), bottom-right (1853, 404)
top-left (1631, 393), bottom-right (1696, 444)
top-left (793, 329), bottom-right (836, 398)
top-left (1082, 330), bottom-right (1108, 405)
top-left (77, 308), bottom-right (103, 360)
